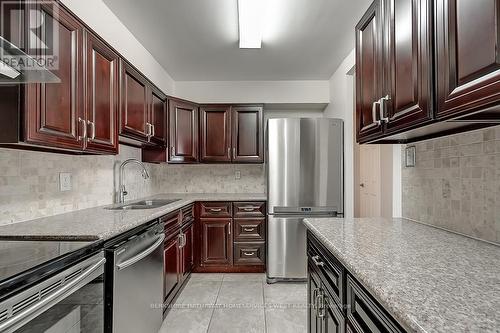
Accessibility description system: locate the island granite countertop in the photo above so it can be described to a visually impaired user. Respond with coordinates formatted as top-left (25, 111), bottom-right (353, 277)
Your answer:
top-left (303, 217), bottom-right (500, 333)
top-left (0, 193), bottom-right (266, 241)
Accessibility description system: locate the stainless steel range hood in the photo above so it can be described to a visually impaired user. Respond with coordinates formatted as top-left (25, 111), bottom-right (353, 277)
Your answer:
top-left (0, 36), bottom-right (60, 84)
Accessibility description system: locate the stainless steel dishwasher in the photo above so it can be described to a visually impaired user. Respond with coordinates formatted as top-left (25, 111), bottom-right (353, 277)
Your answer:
top-left (106, 223), bottom-right (165, 333)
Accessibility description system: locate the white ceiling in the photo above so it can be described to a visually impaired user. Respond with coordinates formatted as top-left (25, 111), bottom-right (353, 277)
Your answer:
top-left (103, 0), bottom-right (371, 81)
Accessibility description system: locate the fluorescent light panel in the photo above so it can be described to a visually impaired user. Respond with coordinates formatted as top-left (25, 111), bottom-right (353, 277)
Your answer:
top-left (238, 0), bottom-right (263, 48)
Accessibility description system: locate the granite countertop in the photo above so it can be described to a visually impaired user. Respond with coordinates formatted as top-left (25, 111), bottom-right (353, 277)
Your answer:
top-left (303, 217), bottom-right (500, 333)
top-left (0, 193), bottom-right (266, 241)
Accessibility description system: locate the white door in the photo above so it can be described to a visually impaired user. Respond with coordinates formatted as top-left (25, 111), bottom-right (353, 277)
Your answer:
top-left (358, 145), bottom-right (381, 217)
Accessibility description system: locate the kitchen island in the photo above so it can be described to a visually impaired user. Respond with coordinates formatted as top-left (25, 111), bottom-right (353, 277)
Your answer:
top-left (303, 217), bottom-right (500, 333)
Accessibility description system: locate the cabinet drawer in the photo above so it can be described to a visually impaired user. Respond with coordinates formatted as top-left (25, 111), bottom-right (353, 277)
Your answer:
top-left (233, 202), bottom-right (266, 217)
top-left (181, 204), bottom-right (194, 224)
top-left (308, 236), bottom-right (344, 310)
top-left (233, 242), bottom-right (265, 266)
top-left (347, 276), bottom-right (403, 333)
top-left (161, 211), bottom-right (180, 234)
top-left (233, 219), bottom-right (265, 241)
top-left (199, 202), bottom-right (232, 217)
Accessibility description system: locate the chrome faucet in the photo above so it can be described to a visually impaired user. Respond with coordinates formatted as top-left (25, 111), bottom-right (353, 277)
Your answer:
top-left (118, 159), bottom-right (150, 203)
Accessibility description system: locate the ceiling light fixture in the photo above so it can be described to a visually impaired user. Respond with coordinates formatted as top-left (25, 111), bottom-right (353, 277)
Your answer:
top-left (238, 0), bottom-right (263, 48)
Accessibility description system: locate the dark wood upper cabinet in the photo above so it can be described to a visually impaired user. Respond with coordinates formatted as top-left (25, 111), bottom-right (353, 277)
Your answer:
top-left (149, 88), bottom-right (167, 146)
top-left (168, 98), bottom-right (199, 163)
top-left (200, 218), bottom-right (232, 266)
top-left (383, 0), bottom-right (433, 133)
top-left (119, 60), bottom-right (149, 142)
top-left (436, 0), bottom-right (500, 119)
top-left (231, 105), bottom-right (264, 163)
top-left (24, 2), bottom-right (84, 150)
top-left (200, 105), bottom-right (232, 162)
top-left (355, 0), bottom-right (385, 143)
top-left (83, 32), bottom-right (119, 154)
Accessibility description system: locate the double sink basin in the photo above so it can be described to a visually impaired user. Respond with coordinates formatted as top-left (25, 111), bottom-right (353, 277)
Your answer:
top-left (105, 199), bottom-right (180, 210)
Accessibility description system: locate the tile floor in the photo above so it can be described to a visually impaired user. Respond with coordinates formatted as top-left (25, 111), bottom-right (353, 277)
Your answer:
top-left (159, 273), bottom-right (308, 333)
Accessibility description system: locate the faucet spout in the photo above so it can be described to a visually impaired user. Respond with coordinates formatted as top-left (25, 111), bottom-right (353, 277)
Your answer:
top-left (118, 159), bottom-right (150, 203)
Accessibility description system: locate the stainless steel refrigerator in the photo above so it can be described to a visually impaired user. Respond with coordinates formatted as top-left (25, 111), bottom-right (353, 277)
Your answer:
top-left (266, 118), bottom-right (344, 283)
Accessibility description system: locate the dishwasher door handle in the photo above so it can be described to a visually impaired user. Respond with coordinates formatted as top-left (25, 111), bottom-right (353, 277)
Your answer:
top-left (117, 233), bottom-right (165, 271)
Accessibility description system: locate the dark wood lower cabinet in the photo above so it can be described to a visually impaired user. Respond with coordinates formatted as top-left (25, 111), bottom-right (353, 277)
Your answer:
top-left (307, 232), bottom-right (405, 333)
top-left (164, 234), bottom-right (180, 301)
top-left (200, 218), bottom-right (232, 266)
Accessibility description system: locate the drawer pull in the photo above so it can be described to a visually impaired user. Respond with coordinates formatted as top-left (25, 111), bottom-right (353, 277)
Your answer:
top-left (243, 227), bottom-right (255, 232)
top-left (312, 255), bottom-right (325, 267)
top-left (242, 207), bottom-right (257, 211)
top-left (243, 251), bottom-right (255, 256)
top-left (209, 208), bottom-right (223, 212)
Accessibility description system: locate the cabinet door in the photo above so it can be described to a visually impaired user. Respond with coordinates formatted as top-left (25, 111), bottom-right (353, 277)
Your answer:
top-left (164, 235), bottom-right (180, 300)
top-left (181, 223), bottom-right (194, 278)
top-left (322, 295), bottom-right (345, 333)
top-left (168, 99), bottom-right (199, 163)
top-left (384, 0), bottom-right (433, 133)
top-left (120, 60), bottom-right (149, 141)
top-left (24, 2), bottom-right (84, 150)
top-left (200, 218), bottom-right (232, 266)
top-left (200, 105), bottom-right (232, 162)
top-left (308, 265), bottom-right (322, 333)
top-left (231, 106), bottom-right (264, 163)
top-left (149, 88), bottom-right (167, 146)
top-left (436, 0), bottom-right (500, 119)
top-left (355, 0), bottom-right (384, 143)
top-left (84, 32), bottom-right (119, 153)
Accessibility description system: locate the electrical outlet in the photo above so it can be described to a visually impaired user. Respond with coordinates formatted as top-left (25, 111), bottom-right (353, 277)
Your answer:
top-left (235, 170), bottom-right (241, 179)
top-left (59, 172), bottom-right (72, 191)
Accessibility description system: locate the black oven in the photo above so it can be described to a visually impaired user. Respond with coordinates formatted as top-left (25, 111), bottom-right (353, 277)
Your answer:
top-left (0, 251), bottom-right (105, 333)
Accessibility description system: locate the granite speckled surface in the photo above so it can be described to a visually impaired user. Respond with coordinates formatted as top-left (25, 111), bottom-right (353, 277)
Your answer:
top-left (0, 193), bottom-right (266, 241)
top-left (303, 217), bottom-right (500, 333)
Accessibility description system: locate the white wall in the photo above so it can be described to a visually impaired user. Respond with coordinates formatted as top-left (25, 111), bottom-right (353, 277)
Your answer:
top-left (174, 81), bottom-right (330, 104)
top-left (323, 49), bottom-right (356, 218)
top-left (61, 0), bottom-right (175, 95)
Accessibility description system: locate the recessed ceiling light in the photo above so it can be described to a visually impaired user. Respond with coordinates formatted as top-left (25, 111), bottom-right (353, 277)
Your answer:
top-left (238, 0), bottom-right (263, 48)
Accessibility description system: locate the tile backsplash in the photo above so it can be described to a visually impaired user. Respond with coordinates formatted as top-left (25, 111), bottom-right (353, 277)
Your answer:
top-left (0, 145), bottom-right (265, 226)
top-left (402, 126), bottom-right (500, 243)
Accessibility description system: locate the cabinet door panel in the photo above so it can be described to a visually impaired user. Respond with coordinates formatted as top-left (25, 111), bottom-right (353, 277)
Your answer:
top-left (120, 61), bottom-right (148, 140)
top-left (200, 105), bottom-right (231, 162)
top-left (182, 224), bottom-right (194, 277)
top-left (231, 106), bottom-right (263, 163)
top-left (84, 32), bottom-right (119, 153)
top-left (150, 89), bottom-right (167, 146)
top-left (25, 3), bottom-right (83, 150)
top-left (323, 295), bottom-right (344, 333)
top-left (355, 0), bottom-right (384, 143)
top-left (308, 264), bottom-right (322, 333)
top-left (200, 218), bottom-right (232, 266)
top-left (164, 236), bottom-right (180, 300)
top-left (385, 0), bottom-right (433, 133)
top-left (168, 99), bottom-right (199, 163)
top-left (436, 0), bottom-right (500, 118)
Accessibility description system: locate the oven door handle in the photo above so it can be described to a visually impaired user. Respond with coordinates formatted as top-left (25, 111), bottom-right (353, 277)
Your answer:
top-left (0, 257), bottom-right (106, 333)
top-left (116, 233), bottom-right (165, 271)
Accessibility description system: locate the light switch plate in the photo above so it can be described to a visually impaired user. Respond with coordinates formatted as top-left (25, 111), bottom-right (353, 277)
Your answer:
top-left (235, 170), bottom-right (241, 179)
top-left (59, 172), bottom-right (72, 191)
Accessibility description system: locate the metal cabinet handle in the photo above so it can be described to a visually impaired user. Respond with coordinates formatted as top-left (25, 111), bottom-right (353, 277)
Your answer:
top-left (317, 290), bottom-right (326, 318)
top-left (87, 121), bottom-right (95, 142)
top-left (242, 207), bottom-right (256, 212)
top-left (182, 233), bottom-right (186, 247)
top-left (372, 100), bottom-right (381, 126)
top-left (228, 147), bottom-right (231, 159)
top-left (312, 255), bottom-right (325, 267)
top-left (379, 95), bottom-right (390, 123)
top-left (243, 251), bottom-right (254, 256)
top-left (233, 147), bottom-right (236, 158)
top-left (170, 146), bottom-right (175, 157)
top-left (209, 208), bottom-right (222, 212)
top-left (117, 234), bottom-right (165, 270)
top-left (243, 227), bottom-right (255, 232)
top-left (78, 117), bottom-right (87, 141)
top-left (0, 256), bottom-right (106, 332)
top-left (151, 124), bottom-right (155, 137)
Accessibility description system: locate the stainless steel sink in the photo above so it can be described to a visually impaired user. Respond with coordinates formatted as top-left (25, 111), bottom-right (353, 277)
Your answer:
top-left (105, 199), bottom-right (180, 210)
